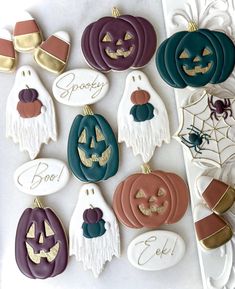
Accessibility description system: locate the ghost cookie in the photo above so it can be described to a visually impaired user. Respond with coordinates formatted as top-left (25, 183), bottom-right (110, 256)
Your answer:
top-left (118, 71), bottom-right (170, 163)
top-left (15, 198), bottom-right (68, 279)
top-left (81, 7), bottom-right (157, 72)
top-left (34, 31), bottom-right (70, 74)
top-left (69, 183), bottom-right (120, 277)
top-left (113, 164), bottom-right (189, 228)
top-left (0, 29), bottom-right (17, 72)
top-left (6, 65), bottom-right (57, 159)
top-left (156, 21), bottom-right (235, 88)
top-left (197, 176), bottom-right (235, 215)
top-left (194, 203), bottom-right (232, 250)
top-left (13, 11), bottom-right (43, 53)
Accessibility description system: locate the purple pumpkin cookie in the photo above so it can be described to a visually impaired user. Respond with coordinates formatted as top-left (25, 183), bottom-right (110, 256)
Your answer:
top-left (81, 7), bottom-right (157, 72)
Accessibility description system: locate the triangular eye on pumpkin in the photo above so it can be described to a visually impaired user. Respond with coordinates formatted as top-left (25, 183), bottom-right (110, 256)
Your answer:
top-left (102, 33), bottom-right (112, 42)
top-left (95, 126), bottom-right (105, 141)
top-left (44, 221), bottom-right (54, 237)
top-left (26, 223), bottom-right (35, 238)
top-left (135, 189), bottom-right (146, 199)
top-left (202, 47), bottom-right (212, 56)
top-left (179, 50), bottom-right (190, 59)
top-left (78, 129), bottom-right (86, 143)
top-left (124, 32), bottom-right (133, 41)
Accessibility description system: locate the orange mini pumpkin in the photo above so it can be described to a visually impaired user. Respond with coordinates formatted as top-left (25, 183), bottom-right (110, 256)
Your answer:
top-left (17, 100), bottom-right (42, 118)
top-left (130, 90), bottom-right (150, 105)
top-left (113, 165), bottom-right (189, 228)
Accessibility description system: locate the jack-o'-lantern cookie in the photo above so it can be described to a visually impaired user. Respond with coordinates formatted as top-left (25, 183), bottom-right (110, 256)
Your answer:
top-left (67, 105), bottom-right (119, 182)
top-left (69, 183), bottom-right (120, 277)
top-left (0, 29), bottom-right (17, 72)
top-left (81, 7), bottom-right (157, 72)
top-left (15, 198), bottom-right (68, 279)
top-left (113, 164), bottom-right (189, 229)
top-left (156, 22), bottom-right (235, 88)
top-left (13, 11), bottom-right (43, 53)
top-left (6, 65), bottom-right (57, 159)
top-left (118, 70), bottom-right (170, 163)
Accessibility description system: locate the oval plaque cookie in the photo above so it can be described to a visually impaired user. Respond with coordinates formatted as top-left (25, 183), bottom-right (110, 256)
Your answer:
top-left (127, 230), bottom-right (185, 271)
top-left (14, 158), bottom-right (70, 196)
top-left (52, 68), bottom-right (109, 106)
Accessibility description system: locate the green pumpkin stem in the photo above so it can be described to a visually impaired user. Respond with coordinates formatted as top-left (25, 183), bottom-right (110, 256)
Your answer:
top-left (33, 197), bottom-right (43, 208)
top-left (83, 105), bottom-right (94, 116)
top-left (188, 21), bottom-right (198, 32)
top-left (141, 163), bottom-right (151, 174)
top-left (112, 7), bottom-right (121, 18)
top-left (26, 85), bottom-right (30, 89)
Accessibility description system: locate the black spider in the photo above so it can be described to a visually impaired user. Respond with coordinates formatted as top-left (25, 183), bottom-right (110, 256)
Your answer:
top-left (208, 95), bottom-right (232, 120)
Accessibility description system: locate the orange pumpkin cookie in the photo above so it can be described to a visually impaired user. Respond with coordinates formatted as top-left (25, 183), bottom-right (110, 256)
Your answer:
top-left (113, 165), bottom-right (189, 228)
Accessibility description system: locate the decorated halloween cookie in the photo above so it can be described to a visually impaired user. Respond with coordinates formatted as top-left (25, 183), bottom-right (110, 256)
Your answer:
top-left (14, 158), bottom-right (70, 196)
top-left (13, 11), bottom-right (43, 53)
top-left (156, 22), bottom-right (235, 88)
top-left (0, 29), bottom-right (17, 72)
top-left (15, 198), bottom-right (68, 279)
top-left (81, 7), bottom-right (157, 72)
top-left (194, 203), bottom-right (232, 250)
top-left (52, 68), bottom-right (109, 106)
top-left (69, 183), bottom-right (120, 277)
top-left (113, 164), bottom-right (189, 229)
top-left (127, 230), bottom-right (185, 271)
top-left (67, 105), bottom-right (119, 182)
top-left (175, 90), bottom-right (235, 167)
top-left (118, 70), bottom-right (170, 163)
top-left (6, 65), bottom-right (57, 159)
top-left (34, 31), bottom-right (70, 74)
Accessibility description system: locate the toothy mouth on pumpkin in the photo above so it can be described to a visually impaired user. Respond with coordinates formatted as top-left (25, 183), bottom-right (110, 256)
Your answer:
top-left (183, 62), bottom-right (212, 76)
top-left (78, 146), bottom-right (111, 167)
top-left (138, 203), bottom-right (167, 216)
top-left (105, 46), bottom-right (134, 59)
top-left (25, 242), bottom-right (60, 264)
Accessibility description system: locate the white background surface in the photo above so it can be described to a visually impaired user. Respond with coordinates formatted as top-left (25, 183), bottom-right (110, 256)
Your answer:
top-left (0, 0), bottom-right (203, 288)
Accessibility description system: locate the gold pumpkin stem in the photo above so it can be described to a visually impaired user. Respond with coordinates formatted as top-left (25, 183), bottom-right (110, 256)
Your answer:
top-left (188, 21), bottom-right (198, 32)
top-left (33, 197), bottom-right (43, 208)
top-left (112, 7), bottom-right (121, 18)
top-left (141, 163), bottom-right (152, 174)
top-left (83, 105), bottom-right (94, 116)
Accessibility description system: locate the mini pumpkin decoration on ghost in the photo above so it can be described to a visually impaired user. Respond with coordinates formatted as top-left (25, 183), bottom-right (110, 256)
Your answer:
top-left (81, 7), bottom-right (157, 72)
top-left (156, 22), bottom-right (235, 88)
top-left (15, 198), bottom-right (68, 279)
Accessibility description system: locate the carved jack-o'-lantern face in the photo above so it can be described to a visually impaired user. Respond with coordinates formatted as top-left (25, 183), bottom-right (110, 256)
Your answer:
top-left (68, 112), bottom-right (119, 182)
top-left (15, 205), bottom-right (68, 279)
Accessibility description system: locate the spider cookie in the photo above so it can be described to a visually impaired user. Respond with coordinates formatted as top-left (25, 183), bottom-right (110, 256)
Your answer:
top-left (13, 11), bottom-right (43, 53)
top-left (81, 7), bottom-right (157, 72)
top-left (113, 164), bottom-right (189, 229)
top-left (118, 71), bottom-right (170, 163)
top-left (0, 29), bottom-right (17, 72)
top-left (156, 21), bottom-right (235, 88)
top-left (175, 90), bottom-right (235, 167)
top-left (6, 65), bottom-right (57, 159)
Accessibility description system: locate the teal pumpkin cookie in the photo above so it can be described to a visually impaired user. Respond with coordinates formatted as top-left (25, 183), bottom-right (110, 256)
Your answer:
top-left (156, 22), bottom-right (235, 88)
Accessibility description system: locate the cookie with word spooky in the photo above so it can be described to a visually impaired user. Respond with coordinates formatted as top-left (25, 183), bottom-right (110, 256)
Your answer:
top-left (6, 65), bottom-right (57, 159)
top-left (69, 183), bottom-right (120, 277)
top-left (118, 70), bottom-right (170, 163)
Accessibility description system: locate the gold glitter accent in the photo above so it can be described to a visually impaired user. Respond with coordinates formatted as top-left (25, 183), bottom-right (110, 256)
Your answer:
top-left (34, 47), bottom-right (66, 74)
top-left (83, 105), bottom-right (94, 115)
top-left (78, 129), bottom-right (86, 143)
top-left (33, 197), bottom-right (43, 208)
top-left (124, 32), bottom-right (133, 41)
top-left (188, 21), bottom-right (198, 32)
top-left (183, 62), bottom-right (212, 76)
top-left (95, 127), bottom-right (105, 141)
top-left (26, 223), bottom-right (35, 238)
top-left (78, 146), bottom-right (111, 167)
top-left (44, 221), bottom-right (54, 237)
top-left (141, 163), bottom-right (152, 174)
top-left (102, 33), bottom-right (112, 42)
top-left (38, 233), bottom-right (44, 244)
top-left (179, 50), bottom-right (189, 59)
top-left (135, 190), bottom-right (146, 199)
top-left (138, 204), bottom-right (166, 216)
top-left (105, 46), bottom-right (134, 59)
top-left (14, 32), bottom-right (42, 52)
top-left (0, 55), bottom-right (16, 72)
top-left (112, 7), bottom-right (121, 18)
top-left (213, 186), bottom-right (235, 215)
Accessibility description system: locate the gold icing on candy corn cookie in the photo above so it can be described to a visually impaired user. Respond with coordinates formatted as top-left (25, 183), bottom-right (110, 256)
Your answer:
top-left (194, 203), bottom-right (232, 250)
top-left (0, 29), bottom-right (16, 72)
top-left (197, 176), bottom-right (235, 215)
top-left (34, 31), bottom-right (70, 74)
top-left (13, 11), bottom-right (43, 53)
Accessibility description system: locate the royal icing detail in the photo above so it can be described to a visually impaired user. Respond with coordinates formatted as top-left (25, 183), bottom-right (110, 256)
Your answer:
top-left (118, 71), bottom-right (170, 163)
top-left (69, 183), bottom-right (120, 277)
top-left (6, 65), bottom-right (57, 159)
top-left (52, 69), bottom-right (109, 106)
top-left (127, 230), bottom-right (185, 271)
top-left (14, 158), bottom-right (70, 196)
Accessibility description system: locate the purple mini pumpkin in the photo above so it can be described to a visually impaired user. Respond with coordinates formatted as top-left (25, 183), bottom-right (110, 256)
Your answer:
top-left (81, 7), bottom-right (157, 72)
top-left (83, 207), bottom-right (103, 224)
top-left (15, 199), bottom-right (68, 279)
top-left (19, 87), bottom-right (39, 103)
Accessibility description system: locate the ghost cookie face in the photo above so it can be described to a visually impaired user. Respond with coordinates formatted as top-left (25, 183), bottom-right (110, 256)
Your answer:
top-left (118, 71), bottom-right (170, 163)
top-left (6, 65), bottom-right (57, 159)
top-left (13, 11), bottom-right (43, 53)
top-left (69, 183), bottom-right (120, 277)
top-left (81, 7), bottom-right (157, 72)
